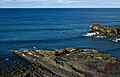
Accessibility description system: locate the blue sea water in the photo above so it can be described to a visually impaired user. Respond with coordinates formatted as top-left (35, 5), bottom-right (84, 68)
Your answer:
top-left (0, 8), bottom-right (120, 60)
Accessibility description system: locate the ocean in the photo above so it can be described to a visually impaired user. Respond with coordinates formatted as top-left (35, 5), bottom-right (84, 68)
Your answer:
top-left (0, 8), bottom-right (120, 62)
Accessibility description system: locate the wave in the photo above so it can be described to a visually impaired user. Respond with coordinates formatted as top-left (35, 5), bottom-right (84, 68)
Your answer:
top-left (103, 47), bottom-right (120, 52)
top-left (112, 38), bottom-right (120, 42)
top-left (82, 32), bottom-right (97, 37)
top-left (0, 28), bottom-right (71, 33)
top-left (82, 32), bottom-right (120, 43)
top-left (0, 36), bottom-right (80, 44)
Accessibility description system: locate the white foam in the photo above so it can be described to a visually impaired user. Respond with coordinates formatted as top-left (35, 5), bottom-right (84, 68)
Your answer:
top-left (5, 58), bottom-right (9, 61)
top-left (82, 32), bottom-right (96, 37)
top-left (95, 36), bottom-right (106, 38)
top-left (112, 38), bottom-right (120, 42)
top-left (83, 32), bottom-right (120, 43)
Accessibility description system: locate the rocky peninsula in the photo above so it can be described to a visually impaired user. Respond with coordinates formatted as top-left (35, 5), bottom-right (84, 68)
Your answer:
top-left (1, 48), bottom-right (118, 77)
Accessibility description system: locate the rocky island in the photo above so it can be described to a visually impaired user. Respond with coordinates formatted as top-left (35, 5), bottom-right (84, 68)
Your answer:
top-left (90, 24), bottom-right (120, 38)
top-left (82, 24), bottom-right (120, 42)
top-left (2, 48), bottom-right (118, 77)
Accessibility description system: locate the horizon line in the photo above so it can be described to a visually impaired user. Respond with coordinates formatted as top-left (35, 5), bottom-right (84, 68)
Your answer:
top-left (1, 7), bottom-right (120, 9)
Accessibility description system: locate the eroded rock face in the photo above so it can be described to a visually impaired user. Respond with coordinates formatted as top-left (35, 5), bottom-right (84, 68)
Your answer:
top-left (90, 24), bottom-right (120, 37)
top-left (10, 48), bottom-right (120, 77)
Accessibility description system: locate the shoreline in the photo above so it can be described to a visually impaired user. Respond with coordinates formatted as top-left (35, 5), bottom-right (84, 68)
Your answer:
top-left (0, 48), bottom-right (119, 77)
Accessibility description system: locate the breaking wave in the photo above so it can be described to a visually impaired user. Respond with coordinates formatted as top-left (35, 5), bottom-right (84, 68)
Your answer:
top-left (82, 32), bottom-right (96, 37)
top-left (82, 32), bottom-right (120, 43)
top-left (112, 38), bottom-right (120, 42)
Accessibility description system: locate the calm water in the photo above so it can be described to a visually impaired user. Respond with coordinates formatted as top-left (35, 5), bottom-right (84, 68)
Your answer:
top-left (0, 8), bottom-right (120, 60)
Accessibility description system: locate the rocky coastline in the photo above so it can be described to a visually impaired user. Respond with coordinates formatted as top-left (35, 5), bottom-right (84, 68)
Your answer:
top-left (0, 24), bottom-right (120, 77)
top-left (0, 48), bottom-right (119, 77)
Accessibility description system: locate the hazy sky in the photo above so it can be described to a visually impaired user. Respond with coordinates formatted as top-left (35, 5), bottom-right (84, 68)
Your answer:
top-left (0, 0), bottom-right (120, 8)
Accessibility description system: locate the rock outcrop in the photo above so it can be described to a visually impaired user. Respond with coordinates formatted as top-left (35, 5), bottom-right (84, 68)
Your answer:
top-left (10, 48), bottom-right (120, 77)
top-left (90, 24), bottom-right (120, 38)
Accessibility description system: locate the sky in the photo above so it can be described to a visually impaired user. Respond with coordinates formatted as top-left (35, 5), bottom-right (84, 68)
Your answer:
top-left (0, 0), bottom-right (120, 8)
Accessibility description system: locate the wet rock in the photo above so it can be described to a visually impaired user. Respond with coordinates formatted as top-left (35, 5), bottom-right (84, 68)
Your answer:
top-left (90, 24), bottom-right (120, 38)
top-left (3, 48), bottom-right (119, 77)
top-left (0, 58), bottom-right (5, 61)
top-left (0, 57), bottom-right (10, 62)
